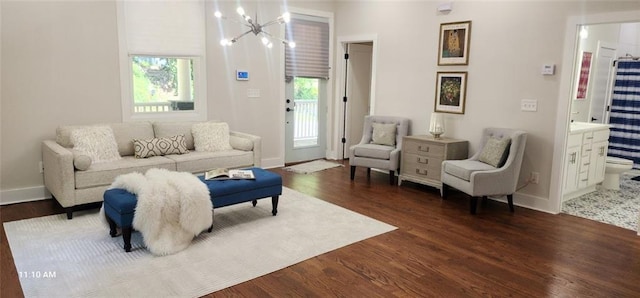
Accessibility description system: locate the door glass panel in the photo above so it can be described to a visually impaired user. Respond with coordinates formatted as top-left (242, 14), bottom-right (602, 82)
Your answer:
top-left (293, 77), bottom-right (319, 148)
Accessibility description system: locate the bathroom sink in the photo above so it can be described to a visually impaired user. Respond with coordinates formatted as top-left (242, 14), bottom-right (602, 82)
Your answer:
top-left (570, 122), bottom-right (610, 132)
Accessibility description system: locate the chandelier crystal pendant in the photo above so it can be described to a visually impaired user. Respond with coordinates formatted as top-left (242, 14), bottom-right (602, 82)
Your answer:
top-left (215, 6), bottom-right (296, 49)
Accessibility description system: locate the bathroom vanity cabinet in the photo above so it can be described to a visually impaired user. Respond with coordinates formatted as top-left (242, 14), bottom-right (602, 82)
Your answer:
top-left (563, 122), bottom-right (610, 201)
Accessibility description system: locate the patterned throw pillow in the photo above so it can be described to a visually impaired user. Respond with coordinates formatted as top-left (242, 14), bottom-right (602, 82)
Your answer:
top-left (70, 126), bottom-right (121, 163)
top-left (371, 122), bottom-right (397, 146)
top-left (133, 135), bottom-right (189, 158)
top-left (192, 122), bottom-right (234, 152)
top-left (478, 137), bottom-right (511, 167)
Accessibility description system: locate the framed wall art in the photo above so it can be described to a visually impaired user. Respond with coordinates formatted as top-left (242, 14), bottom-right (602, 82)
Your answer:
top-left (434, 71), bottom-right (467, 114)
top-left (576, 51), bottom-right (592, 100)
top-left (438, 21), bottom-right (472, 65)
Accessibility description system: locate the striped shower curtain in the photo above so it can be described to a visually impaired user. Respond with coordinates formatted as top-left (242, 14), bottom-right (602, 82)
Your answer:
top-left (608, 60), bottom-right (640, 169)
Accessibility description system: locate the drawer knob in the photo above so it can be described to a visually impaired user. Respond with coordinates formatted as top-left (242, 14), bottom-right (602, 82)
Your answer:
top-left (417, 157), bottom-right (428, 164)
top-left (416, 168), bottom-right (428, 175)
top-left (418, 145), bottom-right (430, 152)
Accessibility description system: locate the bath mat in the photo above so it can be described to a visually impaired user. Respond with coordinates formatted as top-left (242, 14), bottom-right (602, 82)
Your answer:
top-left (284, 159), bottom-right (343, 174)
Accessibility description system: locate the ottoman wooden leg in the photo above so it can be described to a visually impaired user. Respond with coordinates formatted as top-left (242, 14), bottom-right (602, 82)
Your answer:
top-left (122, 227), bottom-right (132, 252)
top-left (271, 195), bottom-right (279, 216)
top-left (252, 200), bottom-right (257, 207)
top-left (106, 213), bottom-right (118, 237)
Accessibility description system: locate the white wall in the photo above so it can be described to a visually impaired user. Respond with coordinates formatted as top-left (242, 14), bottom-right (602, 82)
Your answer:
top-left (2, 0), bottom-right (640, 212)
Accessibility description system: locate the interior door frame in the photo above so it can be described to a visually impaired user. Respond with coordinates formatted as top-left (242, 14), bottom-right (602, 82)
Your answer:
top-left (552, 10), bottom-right (640, 214)
top-left (333, 34), bottom-right (378, 160)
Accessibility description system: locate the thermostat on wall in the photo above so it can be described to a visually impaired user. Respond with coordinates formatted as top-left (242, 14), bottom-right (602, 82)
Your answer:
top-left (236, 70), bottom-right (249, 81)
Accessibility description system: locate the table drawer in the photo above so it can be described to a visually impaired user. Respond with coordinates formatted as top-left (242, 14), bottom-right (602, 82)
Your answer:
top-left (404, 139), bottom-right (444, 157)
top-left (402, 163), bottom-right (441, 180)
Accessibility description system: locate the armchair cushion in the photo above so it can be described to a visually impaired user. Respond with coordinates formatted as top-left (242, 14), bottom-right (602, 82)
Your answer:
top-left (353, 144), bottom-right (394, 160)
top-left (371, 123), bottom-right (397, 146)
top-left (478, 137), bottom-right (511, 167)
top-left (443, 160), bottom-right (496, 181)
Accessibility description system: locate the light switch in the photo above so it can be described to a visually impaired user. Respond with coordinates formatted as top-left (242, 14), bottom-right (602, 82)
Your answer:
top-left (521, 99), bottom-right (537, 112)
top-left (247, 88), bottom-right (260, 98)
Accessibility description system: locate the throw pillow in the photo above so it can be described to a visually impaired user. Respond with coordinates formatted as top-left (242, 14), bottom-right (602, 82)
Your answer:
top-left (371, 123), bottom-right (397, 146)
top-left (192, 122), bottom-right (234, 152)
top-left (71, 149), bottom-right (92, 171)
top-left (70, 126), bottom-right (121, 163)
top-left (133, 135), bottom-right (189, 158)
top-left (478, 137), bottom-right (511, 167)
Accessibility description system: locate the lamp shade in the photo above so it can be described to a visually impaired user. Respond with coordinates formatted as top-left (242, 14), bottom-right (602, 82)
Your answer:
top-left (429, 112), bottom-right (445, 139)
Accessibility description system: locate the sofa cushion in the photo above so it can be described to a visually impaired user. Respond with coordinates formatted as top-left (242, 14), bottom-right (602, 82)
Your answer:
top-left (57, 122), bottom-right (154, 157)
top-left (74, 156), bottom-right (175, 189)
top-left (163, 150), bottom-right (253, 173)
top-left (70, 126), bottom-right (121, 163)
top-left (133, 135), bottom-right (189, 158)
top-left (443, 160), bottom-right (495, 182)
top-left (371, 122), bottom-right (397, 146)
top-left (353, 143), bottom-right (394, 160)
top-left (153, 121), bottom-right (198, 150)
top-left (192, 122), bottom-right (233, 152)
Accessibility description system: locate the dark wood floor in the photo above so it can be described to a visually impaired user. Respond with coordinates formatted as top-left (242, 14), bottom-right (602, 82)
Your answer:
top-left (2, 160), bottom-right (639, 297)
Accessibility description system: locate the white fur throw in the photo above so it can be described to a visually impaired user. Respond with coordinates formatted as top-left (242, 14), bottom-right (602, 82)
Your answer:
top-left (108, 168), bottom-right (213, 256)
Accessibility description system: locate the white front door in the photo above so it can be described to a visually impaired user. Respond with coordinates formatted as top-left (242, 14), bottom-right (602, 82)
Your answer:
top-left (285, 77), bottom-right (327, 163)
top-left (588, 41), bottom-right (617, 123)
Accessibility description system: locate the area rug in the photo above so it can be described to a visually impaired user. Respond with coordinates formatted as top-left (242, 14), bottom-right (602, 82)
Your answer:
top-left (4, 187), bottom-right (396, 297)
top-left (283, 159), bottom-right (343, 174)
top-left (563, 170), bottom-right (640, 231)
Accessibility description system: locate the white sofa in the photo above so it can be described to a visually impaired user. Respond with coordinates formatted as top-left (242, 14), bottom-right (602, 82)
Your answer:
top-left (42, 121), bottom-right (261, 219)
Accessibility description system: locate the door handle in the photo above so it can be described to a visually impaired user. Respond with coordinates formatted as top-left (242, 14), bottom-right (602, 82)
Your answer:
top-left (286, 107), bottom-right (294, 112)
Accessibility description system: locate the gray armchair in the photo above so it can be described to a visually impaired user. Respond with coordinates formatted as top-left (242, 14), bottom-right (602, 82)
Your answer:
top-left (349, 115), bottom-right (410, 185)
top-left (441, 128), bottom-right (527, 214)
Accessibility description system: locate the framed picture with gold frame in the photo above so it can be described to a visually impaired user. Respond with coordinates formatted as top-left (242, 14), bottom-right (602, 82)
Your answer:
top-left (438, 21), bottom-right (472, 65)
top-left (434, 71), bottom-right (467, 114)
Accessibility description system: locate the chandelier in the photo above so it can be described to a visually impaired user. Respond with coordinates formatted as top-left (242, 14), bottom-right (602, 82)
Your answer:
top-left (215, 6), bottom-right (296, 49)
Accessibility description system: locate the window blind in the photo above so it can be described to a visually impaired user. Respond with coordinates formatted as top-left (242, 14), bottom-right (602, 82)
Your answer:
top-left (285, 18), bottom-right (330, 79)
top-left (124, 1), bottom-right (205, 56)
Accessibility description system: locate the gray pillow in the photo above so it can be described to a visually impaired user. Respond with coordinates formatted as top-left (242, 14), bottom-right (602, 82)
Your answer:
top-left (478, 137), bottom-right (511, 167)
top-left (133, 135), bottom-right (189, 158)
top-left (371, 123), bottom-right (397, 146)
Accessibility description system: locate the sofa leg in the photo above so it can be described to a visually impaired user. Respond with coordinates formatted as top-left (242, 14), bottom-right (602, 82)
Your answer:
top-left (65, 207), bottom-right (74, 220)
top-left (507, 194), bottom-right (515, 212)
top-left (441, 184), bottom-right (448, 198)
top-left (350, 166), bottom-right (356, 180)
top-left (271, 195), bottom-right (279, 216)
top-left (389, 170), bottom-right (395, 185)
top-left (470, 196), bottom-right (478, 215)
top-left (122, 227), bottom-right (132, 252)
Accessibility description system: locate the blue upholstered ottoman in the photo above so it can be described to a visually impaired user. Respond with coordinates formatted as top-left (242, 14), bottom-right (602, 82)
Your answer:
top-left (103, 167), bottom-right (282, 252)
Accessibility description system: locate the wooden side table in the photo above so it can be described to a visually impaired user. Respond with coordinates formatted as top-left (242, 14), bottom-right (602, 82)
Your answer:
top-left (399, 135), bottom-right (468, 190)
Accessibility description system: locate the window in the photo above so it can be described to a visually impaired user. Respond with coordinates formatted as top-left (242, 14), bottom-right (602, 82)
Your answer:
top-left (116, 1), bottom-right (206, 121)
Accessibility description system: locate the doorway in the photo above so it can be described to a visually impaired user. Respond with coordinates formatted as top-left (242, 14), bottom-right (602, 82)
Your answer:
top-left (285, 77), bottom-right (328, 163)
top-left (337, 38), bottom-right (376, 160)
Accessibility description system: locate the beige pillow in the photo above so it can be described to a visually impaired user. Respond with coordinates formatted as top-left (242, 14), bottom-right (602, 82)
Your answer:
top-left (192, 122), bottom-right (233, 152)
top-left (478, 137), bottom-right (511, 167)
top-left (70, 126), bottom-right (121, 163)
top-left (71, 149), bottom-right (92, 171)
top-left (133, 135), bottom-right (189, 158)
top-left (371, 123), bottom-right (397, 146)
top-left (229, 135), bottom-right (254, 151)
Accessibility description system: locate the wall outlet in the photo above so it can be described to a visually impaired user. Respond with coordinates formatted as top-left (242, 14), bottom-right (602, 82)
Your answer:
top-left (521, 99), bottom-right (538, 112)
top-left (530, 172), bottom-right (539, 184)
top-left (39, 161), bottom-right (44, 173)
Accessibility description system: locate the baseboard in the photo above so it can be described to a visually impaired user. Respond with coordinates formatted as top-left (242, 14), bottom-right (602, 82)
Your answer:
top-left (1, 185), bottom-right (50, 206)
top-left (261, 157), bottom-right (284, 169)
top-left (489, 192), bottom-right (557, 214)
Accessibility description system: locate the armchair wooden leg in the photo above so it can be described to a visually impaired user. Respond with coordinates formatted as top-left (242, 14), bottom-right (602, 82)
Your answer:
top-left (389, 170), bottom-right (395, 185)
top-left (350, 166), bottom-right (356, 180)
top-left (482, 196), bottom-right (489, 207)
top-left (470, 196), bottom-right (478, 215)
top-left (366, 168), bottom-right (371, 178)
top-left (507, 194), bottom-right (515, 212)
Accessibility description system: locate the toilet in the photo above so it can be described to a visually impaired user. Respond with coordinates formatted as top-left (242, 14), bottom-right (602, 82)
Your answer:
top-left (603, 156), bottom-right (634, 190)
